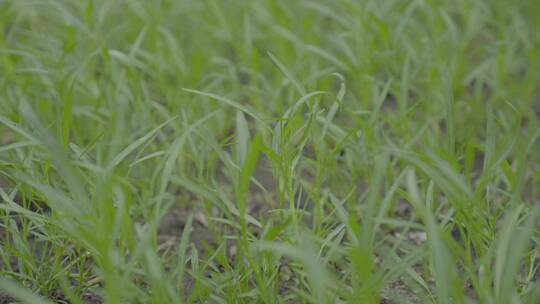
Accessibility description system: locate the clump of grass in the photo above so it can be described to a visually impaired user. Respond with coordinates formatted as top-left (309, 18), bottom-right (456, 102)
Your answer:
top-left (1, 0), bottom-right (539, 303)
